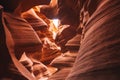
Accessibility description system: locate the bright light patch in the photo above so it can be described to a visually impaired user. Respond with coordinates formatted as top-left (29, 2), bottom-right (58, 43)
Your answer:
top-left (52, 19), bottom-right (60, 28)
